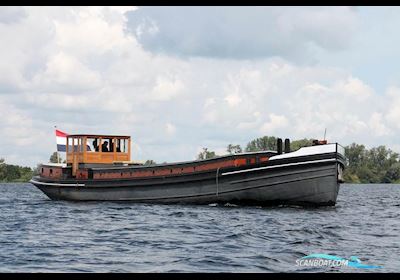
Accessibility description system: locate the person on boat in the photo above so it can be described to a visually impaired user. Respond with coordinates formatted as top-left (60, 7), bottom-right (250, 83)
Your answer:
top-left (93, 139), bottom-right (99, 152)
top-left (102, 141), bottom-right (109, 152)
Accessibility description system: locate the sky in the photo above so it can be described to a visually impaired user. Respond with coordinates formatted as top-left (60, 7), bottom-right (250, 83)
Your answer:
top-left (1, 6), bottom-right (400, 167)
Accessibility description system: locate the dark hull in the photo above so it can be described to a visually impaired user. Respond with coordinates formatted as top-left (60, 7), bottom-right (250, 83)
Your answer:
top-left (31, 157), bottom-right (343, 206)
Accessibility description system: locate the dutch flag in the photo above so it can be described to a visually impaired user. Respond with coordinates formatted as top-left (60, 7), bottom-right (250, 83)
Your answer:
top-left (55, 129), bottom-right (68, 152)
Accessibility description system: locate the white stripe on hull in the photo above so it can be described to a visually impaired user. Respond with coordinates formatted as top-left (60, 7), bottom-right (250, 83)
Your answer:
top-left (221, 158), bottom-right (337, 176)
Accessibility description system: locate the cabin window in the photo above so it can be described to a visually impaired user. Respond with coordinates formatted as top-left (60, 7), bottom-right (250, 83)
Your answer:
top-left (67, 137), bottom-right (73, 152)
top-left (87, 138), bottom-right (100, 152)
top-left (50, 169), bottom-right (53, 175)
top-left (116, 139), bottom-right (128, 153)
top-left (110, 138), bottom-right (117, 153)
top-left (41, 168), bottom-right (44, 173)
top-left (107, 138), bottom-right (114, 153)
top-left (101, 139), bottom-right (111, 152)
top-left (73, 138), bottom-right (79, 152)
top-left (78, 138), bottom-right (84, 152)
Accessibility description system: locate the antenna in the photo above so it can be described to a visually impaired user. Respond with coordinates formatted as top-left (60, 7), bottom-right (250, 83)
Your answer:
top-left (323, 128), bottom-right (327, 141)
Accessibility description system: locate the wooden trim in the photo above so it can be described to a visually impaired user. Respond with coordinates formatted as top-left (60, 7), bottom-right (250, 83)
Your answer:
top-left (128, 138), bottom-right (131, 162)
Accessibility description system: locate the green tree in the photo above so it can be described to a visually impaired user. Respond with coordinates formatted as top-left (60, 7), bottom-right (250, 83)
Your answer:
top-left (144, 160), bottom-right (157, 166)
top-left (290, 138), bottom-right (314, 152)
top-left (384, 162), bottom-right (400, 183)
top-left (197, 148), bottom-right (217, 160)
top-left (49, 152), bottom-right (62, 163)
top-left (0, 158), bottom-right (35, 182)
top-left (345, 143), bottom-right (367, 168)
top-left (245, 136), bottom-right (277, 152)
top-left (0, 158), bottom-right (5, 181)
top-left (343, 143), bottom-right (400, 183)
top-left (227, 144), bottom-right (242, 154)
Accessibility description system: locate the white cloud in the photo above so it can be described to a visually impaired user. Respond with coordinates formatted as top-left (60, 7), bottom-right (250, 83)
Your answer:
top-left (150, 76), bottom-right (185, 101)
top-left (260, 114), bottom-right (289, 135)
top-left (384, 86), bottom-right (400, 130)
top-left (0, 7), bottom-right (26, 23)
top-left (165, 122), bottom-right (177, 136)
top-left (32, 52), bottom-right (102, 92)
top-left (369, 112), bottom-right (391, 137)
top-left (126, 6), bottom-right (359, 61)
top-left (334, 76), bottom-right (373, 101)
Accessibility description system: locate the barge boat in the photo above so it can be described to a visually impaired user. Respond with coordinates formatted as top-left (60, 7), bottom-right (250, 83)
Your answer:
top-left (30, 134), bottom-right (346, 206)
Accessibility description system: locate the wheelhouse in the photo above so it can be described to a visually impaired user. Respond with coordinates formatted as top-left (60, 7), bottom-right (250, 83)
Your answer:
top-left (66, 134), bottom-right (131, 176)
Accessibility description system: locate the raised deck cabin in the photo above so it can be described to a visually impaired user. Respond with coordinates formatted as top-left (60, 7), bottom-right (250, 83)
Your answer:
top-left (66, 134), bottom-right (131, 176)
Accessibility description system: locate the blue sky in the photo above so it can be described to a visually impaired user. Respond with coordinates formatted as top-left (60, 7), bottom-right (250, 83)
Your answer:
top-left (1, 6), bottom-right (400, 167)
top-left (314, 7), bottom-right (400, 93)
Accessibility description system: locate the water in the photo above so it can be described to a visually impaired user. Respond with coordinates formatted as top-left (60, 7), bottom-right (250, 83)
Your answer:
top-left (0, 183), bottom-right (399, 272)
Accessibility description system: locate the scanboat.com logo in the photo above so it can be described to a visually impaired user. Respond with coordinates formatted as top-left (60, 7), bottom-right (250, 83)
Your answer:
top-left (296, 254), bottom-right (382, 269)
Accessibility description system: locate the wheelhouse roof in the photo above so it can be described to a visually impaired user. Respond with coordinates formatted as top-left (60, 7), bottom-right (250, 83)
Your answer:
top-left (67, 134), bottom-right (130, 139)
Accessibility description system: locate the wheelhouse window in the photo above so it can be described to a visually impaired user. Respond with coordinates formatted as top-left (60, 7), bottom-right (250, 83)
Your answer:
top-left (101, 138), bottom-right (111, 152)
top-left (117, 139), bottom-right (127, 153)
top-left (78, 138), bottom-right (83, 152)
top-left (68, 137), bottom-right (79, 152)
top-left (108, 138), bottom-right (114, 152)
top-left (87, 138), bottom-right (100, 152)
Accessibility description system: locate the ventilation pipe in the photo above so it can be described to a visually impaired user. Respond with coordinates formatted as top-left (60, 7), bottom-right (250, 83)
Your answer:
top-left (277, 138), bottom-right (283, 155)
top-left (284, 138), bottom-right (290, 153)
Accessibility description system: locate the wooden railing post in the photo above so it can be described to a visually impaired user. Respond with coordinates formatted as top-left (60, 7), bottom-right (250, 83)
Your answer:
top-left (128, 137), bottom-right (131, 162)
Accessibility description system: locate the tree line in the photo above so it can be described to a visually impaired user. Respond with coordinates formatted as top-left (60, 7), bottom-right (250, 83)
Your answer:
top-left (2, 136), bottom-right (400, 183)
top-left (0, 158), bottom-right (35, 182)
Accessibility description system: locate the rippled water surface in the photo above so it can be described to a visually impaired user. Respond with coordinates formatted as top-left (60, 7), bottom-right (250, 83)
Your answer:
top-left (0, 183), bottom-right (399, 272)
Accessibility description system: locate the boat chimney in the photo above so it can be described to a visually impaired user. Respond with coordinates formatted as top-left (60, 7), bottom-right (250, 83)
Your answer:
top-left (284, 138), bottom-right (290, 153)
top-left (277, 138), bottom-right (283, 154)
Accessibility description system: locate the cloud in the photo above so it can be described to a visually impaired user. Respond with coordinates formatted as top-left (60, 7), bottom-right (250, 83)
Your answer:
top-left (150, 76), bottom-right (185, 101)
top-left (0, 7), bottom-right (26, 24)
top-left (126, 6), bottom-right (359, 61)
top-left (32, 52), bottom-right (102, 93)
top-left (260, 114), bottom-right (289, 135)
top-left (369, 112), bottom-right (391, 137)
top-left (165, 122), bottom-right (177, 136)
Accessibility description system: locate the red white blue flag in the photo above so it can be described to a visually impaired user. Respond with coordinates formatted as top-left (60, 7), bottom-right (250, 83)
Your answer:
top-left (55, 129), bottom-right (68, 152)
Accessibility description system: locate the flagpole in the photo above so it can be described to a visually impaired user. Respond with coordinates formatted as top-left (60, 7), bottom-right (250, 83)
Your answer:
top-left (55, 125), bottom-right (60, 164)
